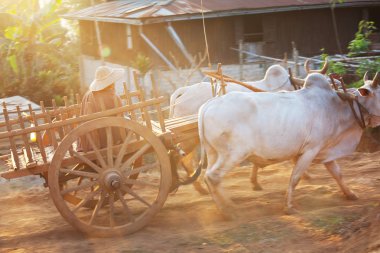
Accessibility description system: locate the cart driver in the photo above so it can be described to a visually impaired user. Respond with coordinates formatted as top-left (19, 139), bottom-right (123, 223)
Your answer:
top-left (77, 65), bottom-right (125, 151)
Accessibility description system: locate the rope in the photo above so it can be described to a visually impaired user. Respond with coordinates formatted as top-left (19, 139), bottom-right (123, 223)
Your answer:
top-left (201, 0), bottom-right (211, 68)
top-left (91, 0), bottom-right (104, 65)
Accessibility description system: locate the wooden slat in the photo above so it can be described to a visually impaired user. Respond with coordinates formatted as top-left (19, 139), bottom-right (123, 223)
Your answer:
top-left (1, 164), bottom-right (49, 179)
top-left (114, 95), bottom-right (127, 140)
top-left (16, 106), bottom-right (34, 164)
top-left (52, 99), bottom-right (65, 141)
top-left (168, 124), bottom-right (198, 136)
top-left (120, 90), bottom-right (141, 101)
top-left (40, 101), bottom-right (58, 148)
top-left (31, 112), bottom-right (47, 163)
top-left (60, 107), bottom-right (74, 157)
top-left (3, 103), bottom-right (20, 169)
top-left (0, 104), bottom-right (80, 129)
top-left (133, 71), bottom-right (152, 130)
top-left (0, 97), bottom-right (166, 139)
top-left (22, 147), bottom-right (37, 168)
top-left (122, 82), bottom-right (137, 121)
top-left (150, 73), bottom-right (166, 132)
top-left (165, 115), bottom-right (198, 125)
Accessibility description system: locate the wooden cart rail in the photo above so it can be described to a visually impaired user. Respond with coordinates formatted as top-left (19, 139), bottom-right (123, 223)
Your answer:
top-left (0, 71), bottom-right (167, 174)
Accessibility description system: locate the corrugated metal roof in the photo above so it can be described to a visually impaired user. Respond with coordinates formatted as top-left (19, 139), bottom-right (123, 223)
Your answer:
top-left (63, 0), bottom-right (380, 24)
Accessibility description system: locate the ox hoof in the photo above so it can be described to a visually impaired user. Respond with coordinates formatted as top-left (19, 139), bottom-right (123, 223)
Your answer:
top-left (346, 192), bottom-right (359, 200)
top-left (284, 206), bottom-right (299, 215)
top-left (193, 182), bottom-right (209, 195)
top-left (252, 184), bottom-right (263, 191)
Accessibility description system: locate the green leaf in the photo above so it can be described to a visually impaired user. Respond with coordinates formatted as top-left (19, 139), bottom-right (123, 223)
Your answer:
top-left (7, 55), bottom-right (19, 74)
top-left (4, 26), bottom-right (19, 40)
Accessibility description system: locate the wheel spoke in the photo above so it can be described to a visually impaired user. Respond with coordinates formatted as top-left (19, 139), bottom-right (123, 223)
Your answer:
top-left (121, 185), bottom-right (151, 207)
top-left (114, 131), bottom-right (133, 170)
top-left (74, 177), bottom-right (84, 195)
top-left (106, 127), bottom-right (114, 168)
top-left (109, 193), bottom-right (115, 227)
top-left (60, 168), bottom-right (99, 179)
top-left (124, 162), bottom-right (159, 177)
top-left (116, 189), bottom-right (135, 222)
top-left (89, 191), bottom-right (106, 225)
top-left (73, 151), bottom-right (103, 173)
top-left (124, 178), bottom-right (159, 188)
top-left (61, 180), bottom-right (98, 195)
top-left (119, 143), bottom-right (151, 172)
top-left (85, 133), bottom-right (108, 170)
top-left (72, 188), bottom-right (100, 213)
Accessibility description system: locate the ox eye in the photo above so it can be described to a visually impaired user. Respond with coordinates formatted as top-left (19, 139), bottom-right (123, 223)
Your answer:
top-left (358, 88), bottom-right (371, 97)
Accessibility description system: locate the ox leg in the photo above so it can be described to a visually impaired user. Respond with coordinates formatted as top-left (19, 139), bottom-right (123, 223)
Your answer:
top-left (204, 156), bottom-right (237, 219)
top-left (250, 164), bottom-right (263, 191)
top-left (181, 148), bottom-right (208, 195)
top-left (324, 161), bottom-right (358, 200)
top-left (291, 158), bottom-right (312, 181)
top-left (285, 150), bottom-right (318, 214)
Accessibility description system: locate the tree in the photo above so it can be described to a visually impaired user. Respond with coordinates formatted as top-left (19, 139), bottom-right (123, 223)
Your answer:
top-left (0, 0), bottom-right (81, 105)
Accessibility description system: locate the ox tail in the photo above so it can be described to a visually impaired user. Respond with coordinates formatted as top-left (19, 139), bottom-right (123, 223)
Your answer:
top-left (169, 86), bottom-right (188, 118)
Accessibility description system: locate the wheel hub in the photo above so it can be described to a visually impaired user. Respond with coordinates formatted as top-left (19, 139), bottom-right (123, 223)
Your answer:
top-left (102, 170), bottom-right (123, 191)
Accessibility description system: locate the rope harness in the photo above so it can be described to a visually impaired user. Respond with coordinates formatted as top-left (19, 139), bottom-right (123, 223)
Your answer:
top-left (330, 75), bottom-right (367, 129)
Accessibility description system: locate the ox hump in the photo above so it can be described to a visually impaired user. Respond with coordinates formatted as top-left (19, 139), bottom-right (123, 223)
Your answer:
top-left (304, 73), bottom-right (332, 90)
top-left (264, 65), bottom-right (288, 90)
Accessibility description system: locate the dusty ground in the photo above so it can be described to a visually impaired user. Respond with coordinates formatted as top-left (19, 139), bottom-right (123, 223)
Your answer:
top-left (1, 151), bottom-right (380, 253)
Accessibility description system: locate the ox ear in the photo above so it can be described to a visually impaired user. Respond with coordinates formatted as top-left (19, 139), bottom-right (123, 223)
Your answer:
top-left (358, 88), bottom-right (372, 97)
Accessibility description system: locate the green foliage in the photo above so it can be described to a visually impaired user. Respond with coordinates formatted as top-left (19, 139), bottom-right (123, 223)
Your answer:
top-left (131, 53), bottom-right (152, 76)
top-left (320, 51), bottom-right (347, 75)
top-left (351, 58), bottom-right (380, 87)
top-left (0, 0), bottom-right (80, 105)
top-left (348, 20), bottom-right (377, 55)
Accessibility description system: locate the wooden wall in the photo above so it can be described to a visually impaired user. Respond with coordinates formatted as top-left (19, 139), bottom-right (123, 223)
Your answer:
top-left (78, 6), bottom-right (379, 68)
top-left (262, 7), bottom-right (375, 57)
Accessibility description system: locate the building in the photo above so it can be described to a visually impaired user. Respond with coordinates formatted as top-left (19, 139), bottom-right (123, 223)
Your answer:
top-left (63, 0), bottom-right (380, 88)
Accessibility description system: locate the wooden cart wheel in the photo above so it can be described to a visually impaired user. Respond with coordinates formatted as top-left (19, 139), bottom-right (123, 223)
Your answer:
top-left (48, 117), bottom-right (171, 237)
top-left (59, 158), bottom-right (142, 209)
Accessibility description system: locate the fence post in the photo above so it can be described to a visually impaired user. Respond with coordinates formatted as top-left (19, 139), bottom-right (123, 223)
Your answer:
top-left (292, 41), bottom-right (299, 76)
top-left (239, 39), bottom-right (244, 80)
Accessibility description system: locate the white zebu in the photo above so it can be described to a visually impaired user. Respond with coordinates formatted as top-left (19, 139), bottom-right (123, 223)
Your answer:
top-left (171, 62), bottom-right (327, 193)
top-left (198, 72), bottom-right (380, 216)
top-left (170, 64), bottom-right (298, 118)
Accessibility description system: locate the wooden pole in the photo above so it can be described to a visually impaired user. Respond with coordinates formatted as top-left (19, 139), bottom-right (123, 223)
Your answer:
top-left (150, 73), bottom-right (166, 132)
top-left (16, 106), bottom-right (34, 164)
top-left (3, 103), bottom-right (20, 169)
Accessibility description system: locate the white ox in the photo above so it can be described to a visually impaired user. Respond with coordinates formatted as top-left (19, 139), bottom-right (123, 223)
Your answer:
top-left (170, 64), bottom-right (296, 118)
top-left (171, 62), bottom-right (328, 193)
top-left (198, 72), bottom-right (380, 216)
top-left (170, 64), bottom-right (297, 193)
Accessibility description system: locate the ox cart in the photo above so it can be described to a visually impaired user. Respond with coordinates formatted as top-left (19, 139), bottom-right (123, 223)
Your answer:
top-left (0, 72), bottom-right (199, 237)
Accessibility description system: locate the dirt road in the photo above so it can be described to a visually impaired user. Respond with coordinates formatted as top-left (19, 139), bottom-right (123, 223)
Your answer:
top-left (1, 151), bottom-right (379, 253)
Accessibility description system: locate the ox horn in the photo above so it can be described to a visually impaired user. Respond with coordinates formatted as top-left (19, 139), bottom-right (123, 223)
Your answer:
top-left (336, 91), bottom-right (356, 102)
top-left (290, 76), bottom-right (305, 88)
top-left (304, 59), bottom-right (329, 74)
top-left (363, 71), bottom-right (369, 82)
top-left (372, 72), bottom-right (379, 88)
